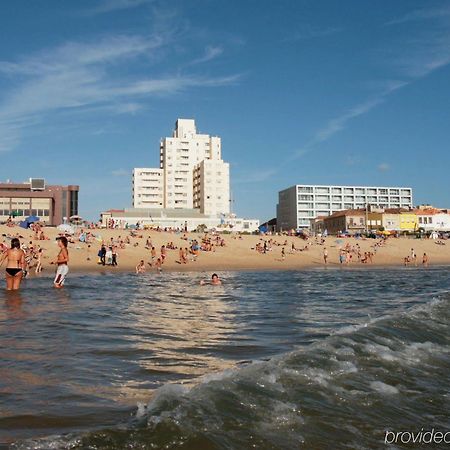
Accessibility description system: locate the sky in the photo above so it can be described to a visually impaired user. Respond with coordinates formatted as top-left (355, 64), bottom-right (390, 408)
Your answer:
top-left (0, 0), bottom-right (449, 221)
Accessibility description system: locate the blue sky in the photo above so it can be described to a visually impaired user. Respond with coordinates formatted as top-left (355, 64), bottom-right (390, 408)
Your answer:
top-left (0, 0), bottom-right (449, 221)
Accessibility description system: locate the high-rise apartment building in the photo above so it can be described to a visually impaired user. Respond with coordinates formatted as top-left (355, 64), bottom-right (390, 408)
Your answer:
top-left (277, 184), bottom-right (413, 230)
top-left (133, 119), bottom-right (230, 217)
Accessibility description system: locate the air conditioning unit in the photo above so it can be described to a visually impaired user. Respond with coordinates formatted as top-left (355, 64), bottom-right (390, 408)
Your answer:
top-left (30, 178), bottom-right (46, 191)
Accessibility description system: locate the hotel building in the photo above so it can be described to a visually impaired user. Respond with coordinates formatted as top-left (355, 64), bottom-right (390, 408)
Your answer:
top-left (277, 184), bottom-right (413, 230)
top-left (133, 119), bottom-right (230, 217)
top-left (0, 179), bottom-right (79, 226)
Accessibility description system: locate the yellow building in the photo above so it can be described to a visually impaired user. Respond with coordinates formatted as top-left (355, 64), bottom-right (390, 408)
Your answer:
top-left (399, 211), bottom-right (418, 232)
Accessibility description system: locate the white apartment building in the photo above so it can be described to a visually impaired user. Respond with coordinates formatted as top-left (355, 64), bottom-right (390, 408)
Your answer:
top-left (193, 159), bottom-right (230, 216)
top-left (277, 184), bottom-right (413, 230)
top-left (132, 168), bottom-right (163, 208)
top-left (133, 119), bottom-right (230, 217)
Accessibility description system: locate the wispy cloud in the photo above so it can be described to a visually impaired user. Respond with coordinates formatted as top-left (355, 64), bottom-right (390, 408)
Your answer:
top-left (284, 26), bottom-right (343, 42)
top-left (0, 34), bottom-right (240, 152)
top-left (190, 45), bottom-right (224, 65)
top-left (84, 0), bottom-right (153, 16)
top-left (234, 168), bottom-right (278, 184)
top-left (385, 5), bottom-right (450, 26)
top-left (377, 163), bottom-right (391, 172)
top-left (111, 168), bottom-right (130, 176)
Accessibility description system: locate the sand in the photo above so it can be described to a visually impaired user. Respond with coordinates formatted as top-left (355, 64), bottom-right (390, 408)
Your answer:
top-left (1, 224), bottom-right (450, 277)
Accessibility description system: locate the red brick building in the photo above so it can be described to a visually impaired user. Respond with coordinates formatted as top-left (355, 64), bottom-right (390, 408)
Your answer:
top-left (0, 179), bottom-right (79, 226)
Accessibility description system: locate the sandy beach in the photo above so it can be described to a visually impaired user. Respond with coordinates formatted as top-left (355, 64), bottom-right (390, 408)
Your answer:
top-left (2, 224), bottom-right (450, 276)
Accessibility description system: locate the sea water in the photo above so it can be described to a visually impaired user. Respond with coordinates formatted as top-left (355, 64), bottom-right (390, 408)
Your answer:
top-left (1, 268), bottom-right (449, 449)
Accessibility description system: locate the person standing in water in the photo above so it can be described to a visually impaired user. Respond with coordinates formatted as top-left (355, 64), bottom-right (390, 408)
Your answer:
top-left (51, 237), bottom-right (69, 288)
top-left (1, 238), bottom-right (26, 291)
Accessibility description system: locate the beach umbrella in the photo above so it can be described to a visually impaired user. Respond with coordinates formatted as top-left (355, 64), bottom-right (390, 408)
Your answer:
top-left (57, 224), bottom-right (75, 234)
top-left (26, 215), bottom-right (40, 223)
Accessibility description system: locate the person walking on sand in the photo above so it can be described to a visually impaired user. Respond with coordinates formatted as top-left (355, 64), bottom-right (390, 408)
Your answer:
top-left (51, 237), bottom-right (69, 289)
top-left (323, 247), bottom-right (328, 265)
top-left (0, 238), bottom-right (26, 291)
top-left (422, 253), bottom-right (429, 267)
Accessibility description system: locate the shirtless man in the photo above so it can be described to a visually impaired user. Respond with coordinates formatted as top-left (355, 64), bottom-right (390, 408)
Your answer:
top-left (51, 237), bottom-right (69, 288)
top-left (1, 238), bottom-right (26, 290)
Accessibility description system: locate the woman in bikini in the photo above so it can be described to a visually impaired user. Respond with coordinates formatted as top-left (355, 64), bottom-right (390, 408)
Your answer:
top-left (1, 238), bottom-right (26, 291)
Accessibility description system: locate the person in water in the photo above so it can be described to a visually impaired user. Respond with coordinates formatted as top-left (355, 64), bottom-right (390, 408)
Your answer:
top-left (200, 273), bottom-right (222, 286)
top-left (136, 260), bottom-right (146, 274)
top-left (1, 238), bottom-right (26, 290)
top-left (51, 237), bottom-right (69, 288)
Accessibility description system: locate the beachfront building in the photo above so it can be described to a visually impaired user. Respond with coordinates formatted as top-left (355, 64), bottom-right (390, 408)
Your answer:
top-left (0, 179), bottom-right (79, 226)
top-left (276, 184), bottom-right (413, 231)
top-left (132, 168), bottom-right (164, 208)
top-left (132, 119), bottom-right (230, 216)
top-left (414, 206), bottom-right (450, 232)
top-left (322, 209), bottom-right (366, 235)
top-left (100, 208), bottom-right (259, 233)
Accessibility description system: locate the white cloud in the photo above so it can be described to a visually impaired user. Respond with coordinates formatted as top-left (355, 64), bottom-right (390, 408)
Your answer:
top-left (190, 46), bottom-right (224, 65)
top-left (377, 163), bottom-right (391, 172)
top-left (284, 26), bottom-right (343, 42)
top-left (84, 0), bottom-right (153, 16)
top-left (111, 168), bottom-right (130, 176)
top-left (0, 34), bottom-right (241, 152)
top-left (385, 5), bottom-right (450, 26)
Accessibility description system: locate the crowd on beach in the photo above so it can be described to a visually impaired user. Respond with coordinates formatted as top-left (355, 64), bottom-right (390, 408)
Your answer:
top-left (2, 217), bottom-right (448, 291)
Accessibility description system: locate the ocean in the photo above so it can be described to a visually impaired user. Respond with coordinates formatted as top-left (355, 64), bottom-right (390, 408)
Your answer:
top-left (1, 268), bottom-right (449, 449)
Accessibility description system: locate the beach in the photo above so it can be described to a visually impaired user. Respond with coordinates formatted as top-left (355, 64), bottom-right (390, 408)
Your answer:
top-left (1, 224), bottom-right (450, 275)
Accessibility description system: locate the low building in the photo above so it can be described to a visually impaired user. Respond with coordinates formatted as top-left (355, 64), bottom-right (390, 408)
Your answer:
top-left (0, 179), bottom-right (79, 226)
top-left (323, 209), bottom-right (366, 235)
top-left (399, 211), bottom-right (418, 232)
top-left (100, 208), bottom-right (259, 233)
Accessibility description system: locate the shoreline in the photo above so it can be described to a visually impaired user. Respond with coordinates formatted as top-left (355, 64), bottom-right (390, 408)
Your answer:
top-left (17, 261), bottom-right (450, 280)
top-left (2, 224), bottom-right (450, 278)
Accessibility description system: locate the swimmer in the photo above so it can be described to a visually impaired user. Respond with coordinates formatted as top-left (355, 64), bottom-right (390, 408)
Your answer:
top-left (0, 238), bottom-right (26, 291)
top-left (200, 273), bottom-right (222, 286)
top-left (136, 260), bottom-right (146, 274)
top-left (51, 237), bottom-right (69, 289)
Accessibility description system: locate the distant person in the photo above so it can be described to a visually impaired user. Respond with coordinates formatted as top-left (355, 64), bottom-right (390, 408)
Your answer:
top-left (200, 273), bottom-right (222, 286)
top-left (136, 260), bottom-right (146, 274)
top-left (1, 238), bottom-right (26, 290)
top-left (52, 237), bottom-right (69, 289)
top-left (323, 247), bottom-right (328, 265)
top-left (98, 245), bottom-right (106, 265)
top-left (422, 253), bottom-right (429, 267)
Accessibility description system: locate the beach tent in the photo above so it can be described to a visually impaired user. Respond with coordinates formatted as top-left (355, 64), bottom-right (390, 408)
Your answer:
top-left (19, 215), bottom-right (41, 229)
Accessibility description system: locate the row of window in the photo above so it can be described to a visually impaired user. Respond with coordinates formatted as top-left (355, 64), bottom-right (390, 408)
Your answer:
top-left (298, 195), bottom-right (411, 202)
top-left (297, 186), bottom-right (411, 195)
top-left (0, 209), bottom-right (50, 217)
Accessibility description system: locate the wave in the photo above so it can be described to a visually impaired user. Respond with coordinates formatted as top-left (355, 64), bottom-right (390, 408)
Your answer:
top-left (11, 293), bottom-right (450, 450)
